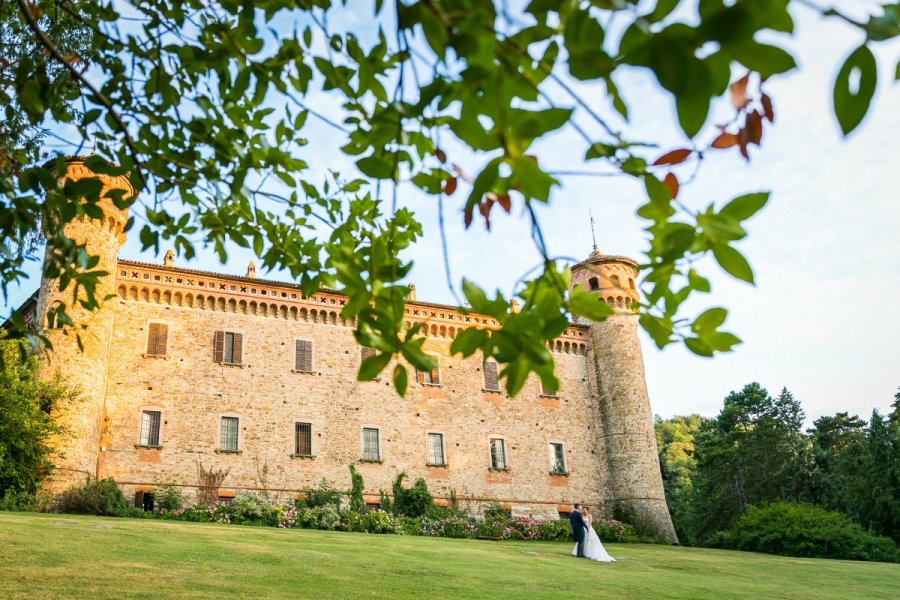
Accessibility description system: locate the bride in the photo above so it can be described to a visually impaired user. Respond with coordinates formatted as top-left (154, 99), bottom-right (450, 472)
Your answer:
top-left (571, 506), bottom-right (616, 562)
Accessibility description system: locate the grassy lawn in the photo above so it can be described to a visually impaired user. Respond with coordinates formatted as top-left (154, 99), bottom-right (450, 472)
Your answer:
top-left (1, 512), bottom-right (898, 599)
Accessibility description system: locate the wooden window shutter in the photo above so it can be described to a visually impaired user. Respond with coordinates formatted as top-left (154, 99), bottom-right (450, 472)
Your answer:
top-left (295, 340), bottom-right (312, 372)
top-left (213, 331), bottom-right (224, 363)
top-left (360, 347), bottom-right (376, 362)
top-left (147, 323), bottom-right (159, 355)
top-left (416, 369), bottom-right (425, 384)
top-left (484, 361), bottom-right (499, 391)
top-left (232, 333), bottom-right (243, 365)
top-left (156, 324), bottom-right (168, 356)
top-left (431, 366), bottom-right (440, 384)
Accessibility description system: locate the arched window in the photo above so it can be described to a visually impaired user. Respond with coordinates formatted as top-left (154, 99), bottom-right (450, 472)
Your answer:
top-left (611, 275), bottom-right (621, 288)
top-left (588, 277), bottom-right (599, 291)
top-left (629, 278), bottom-right (635, 290)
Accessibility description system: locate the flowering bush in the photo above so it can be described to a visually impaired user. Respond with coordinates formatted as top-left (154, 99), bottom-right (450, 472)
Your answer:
top-left (343, 509), bottom-right (405, 534)
top-left (230, 493), bottom-right (276, 525)
top-left (593, 518), bottom-right (631, 543)
top-left (310, 505), bottom-right (341, 530)
top-left (181, 503), bottom-right (232, 524)
top-left (419, 515), bottom-right (477, 539)
top-left (505, 516), bottom-right (541, 540)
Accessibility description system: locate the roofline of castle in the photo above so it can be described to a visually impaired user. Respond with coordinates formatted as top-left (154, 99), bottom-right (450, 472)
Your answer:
top-left (40, 155), bottom-right (137, 198)
top-left (116, 258), bottom-right (592, 332)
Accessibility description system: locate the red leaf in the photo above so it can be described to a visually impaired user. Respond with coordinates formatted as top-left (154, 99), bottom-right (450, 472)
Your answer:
top-left (652, 148), bottom-right (692, 166)
top-left (463, 206), bottom-right (474, 229)
top-left (730, 73), bottom-right (750, 110)
top-left (745, 111), bottom-right (763, 145)
top-left (738, 127), bottom-right (750, 160)
top-left (444, 176), bottom-right (457, 195)
top-left (435, 148), bottom-right (447, 163)
top-left (478, 199), bottom-right (494, 231)
top-left (711, 132), bottom-right (739, 149)
top-left (761, 93), bottom-right (774, 123)
top-left (496, 193), bottom-right (512, 213)
top-left (663, 173), bottom-right (679, 199)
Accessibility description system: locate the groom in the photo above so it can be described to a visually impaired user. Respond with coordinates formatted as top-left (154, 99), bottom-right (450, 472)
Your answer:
top-left (569, 503), bottom-right (587, 558)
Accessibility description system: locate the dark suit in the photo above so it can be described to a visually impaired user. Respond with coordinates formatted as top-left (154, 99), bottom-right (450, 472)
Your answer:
top-left (569, 510), bottom-right (586, 557)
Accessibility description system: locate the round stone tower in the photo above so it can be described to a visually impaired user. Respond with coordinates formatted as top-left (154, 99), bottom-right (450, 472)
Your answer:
top-left (572, 246), bottom-right (678, 543)
top-left (37, 156), bottom-right (132, 494)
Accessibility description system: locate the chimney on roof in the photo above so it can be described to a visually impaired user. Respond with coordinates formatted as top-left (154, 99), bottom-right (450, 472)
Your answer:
top-left (407, 283), bottom-right (416, 302)
top-left (163, 249), bottom-right (175, 268)
top-left (246, 260), bottom-right (257, 279)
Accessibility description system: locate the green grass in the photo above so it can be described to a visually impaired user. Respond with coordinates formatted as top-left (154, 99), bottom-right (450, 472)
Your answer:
top-left (2, 512), bottom-right (898, 599)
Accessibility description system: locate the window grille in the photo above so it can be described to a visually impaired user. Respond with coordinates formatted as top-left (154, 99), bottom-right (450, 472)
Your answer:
top-left (295, 422), bottom-right (312, 456)
top-left (427, 433), bottom-right (445, 466)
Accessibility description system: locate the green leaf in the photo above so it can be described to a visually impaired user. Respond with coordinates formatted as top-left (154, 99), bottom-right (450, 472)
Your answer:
top-left (358, 352), bottom-right (392, 381)
top-left (357, 155), bottom-right (394, 179)
top-left (834, 45), bottom-right (878, 136)
top-left (450, 327), bottom-right (489, 357)
top-left (719, 192), bottom-right (769, 221)
top-left (568, 287), bottom-right (615, 321)
top-left (692, 307), bottom-right (727, 333)
top-left (685, 336), bottom-right (714, 357)
top-left (392, 364), bottom-right (408, 396)
top-left (731, 42), bottom-right (796, 77)
top-left (712, 244), bottom-right (754, 283)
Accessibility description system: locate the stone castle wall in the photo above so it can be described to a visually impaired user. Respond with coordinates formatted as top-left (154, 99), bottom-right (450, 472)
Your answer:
top-left (98, 261), bottom-right (609, 518)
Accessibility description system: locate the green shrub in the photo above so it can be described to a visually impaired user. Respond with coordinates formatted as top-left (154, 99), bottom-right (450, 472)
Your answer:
top-left (420, 515), bottom-right (476, 538)
top-left (59, 478), bottom-right (133, 517)
top-left (298, 479), bottom-right (342, 509)
top-left (716, 502), bottom-right (899, 563)
top-left (537, 519), bottom-right (573, 542)
top-left (230, 493), bottom-right (276, 525)
top-left (155, 483), bottom-right (186, 515)
top-left (343, 509), bottom-right (405, 534)
top-left (593, 518), bottom-right (633, 543)
top-left (310, 505), bottom-right (341, 530)
top-left (181, 503), bottom-right (232, 524)
top-left (391, 474), bottom-right (432, 518)
top-left (348, 465), bottom-right (365, 513)
top-left (0, 490), bottom-right (35, 512)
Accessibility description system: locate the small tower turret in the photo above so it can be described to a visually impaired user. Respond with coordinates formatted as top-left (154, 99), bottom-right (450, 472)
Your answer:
top-left (572, 246), bottom-right (677, 543)
top-left (36, 156), bottom-right (134, 495)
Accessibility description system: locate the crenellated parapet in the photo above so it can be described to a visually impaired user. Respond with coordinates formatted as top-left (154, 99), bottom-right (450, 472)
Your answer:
top-left (114, 259), bottom-right (589, 353)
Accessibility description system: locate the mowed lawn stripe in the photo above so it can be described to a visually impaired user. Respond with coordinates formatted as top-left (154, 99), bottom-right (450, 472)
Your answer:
top-left (1, 513), bottom-right (898, 599)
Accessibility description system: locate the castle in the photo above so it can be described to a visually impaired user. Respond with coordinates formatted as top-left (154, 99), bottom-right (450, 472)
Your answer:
top-left (23, 157), bottom-right (677, 542)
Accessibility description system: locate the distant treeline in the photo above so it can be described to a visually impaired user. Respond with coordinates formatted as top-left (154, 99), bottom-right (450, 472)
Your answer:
top-left (655, 383), bottom-right (900, 559)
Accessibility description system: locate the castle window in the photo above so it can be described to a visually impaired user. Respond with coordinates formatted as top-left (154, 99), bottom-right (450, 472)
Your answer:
top-left (427, 432), bottom-right (446, 466)
top-left (139, 410), bottom-right (161, 446)
top-left (489, 438), bottom-right (507, 470)
top-left (588, 277), bottom-right (599, 291)
top-left (611, 275), bottom-right (621, 288)
top-left (294, 339), bottom-right (313, 372)
top-left (146, 323), bottom-right (168, 357)
top-left (220, 416), bottom-right (239, 452)
top-left (294, 422), bottom-right (312, 456)
top-left (362, 427), bottom-right (381, 461)
top-left (214, 331), bottom-right (243, 365)
top-left (360, 347), bottom-right (376, 363)
top-left (549, 442), bottom-right (567, 474)
top-left (629, 278), bottom-right (635, 290)
top-left (483, 360), bottom-right (500, 392)
top-left (416, 356), bottom-right (441, 386)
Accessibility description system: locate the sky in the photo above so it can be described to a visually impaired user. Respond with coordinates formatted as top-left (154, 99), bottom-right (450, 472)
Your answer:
top-left (5, 1), bottom-right (899, 425)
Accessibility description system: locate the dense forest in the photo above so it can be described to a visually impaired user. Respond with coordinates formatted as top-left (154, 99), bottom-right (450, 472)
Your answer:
top-left (655, 384), bottom-right (900, 560)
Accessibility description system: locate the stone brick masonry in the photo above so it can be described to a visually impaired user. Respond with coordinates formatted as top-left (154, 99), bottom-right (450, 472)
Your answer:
top-left (33, 158), bottom-right (677, 543)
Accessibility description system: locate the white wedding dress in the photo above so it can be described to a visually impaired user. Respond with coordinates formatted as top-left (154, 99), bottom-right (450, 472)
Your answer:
top-left (572, 518), bottom-right (616, 562)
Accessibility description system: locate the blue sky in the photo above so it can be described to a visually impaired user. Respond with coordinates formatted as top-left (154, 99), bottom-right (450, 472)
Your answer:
top-left (5, 1), bottom-right (898, 423)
